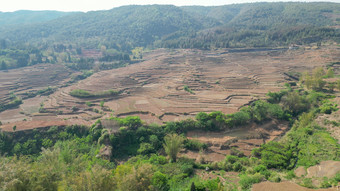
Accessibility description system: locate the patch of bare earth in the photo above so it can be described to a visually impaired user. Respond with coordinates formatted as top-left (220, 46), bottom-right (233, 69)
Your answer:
top-left (295, 161), bottom-right (340, 188)
top-left (252, 181), bottom-right (337, 191)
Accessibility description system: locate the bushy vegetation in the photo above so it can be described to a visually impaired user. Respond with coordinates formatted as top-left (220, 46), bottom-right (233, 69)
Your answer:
top-left (69, 89), bottom-right (119, 98)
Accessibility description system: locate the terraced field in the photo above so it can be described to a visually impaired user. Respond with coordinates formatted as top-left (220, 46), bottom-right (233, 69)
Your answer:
top-left (40, 46), bottom-right (339, 124)
top-left (0, 45), bottom-right (339, 131)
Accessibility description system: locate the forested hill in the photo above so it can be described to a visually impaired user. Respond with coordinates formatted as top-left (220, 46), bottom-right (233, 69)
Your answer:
top-left (0, 10), bottom-right (77, 27)
top-left (0, 5), bottom-right (216, 50)
top-left (0, 2), bottom-right (339, 50)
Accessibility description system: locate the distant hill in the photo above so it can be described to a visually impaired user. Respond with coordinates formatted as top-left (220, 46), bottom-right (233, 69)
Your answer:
top-left (0, 3), bottom-right (339, 50)
top-left (168, 2), bottom-right (340, 48)
top-left (0, 10), bottom-right (77, 27)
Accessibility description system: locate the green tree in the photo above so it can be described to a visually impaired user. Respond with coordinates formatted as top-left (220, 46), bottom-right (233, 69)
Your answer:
top-left (163, 134), bottom-right (184, 162)
top-left (0, 61), bottom-right (7, 70)
top-left (282, 91), bottom-right (309, 116)
top-left (117, 163), bottom-right (154, 191)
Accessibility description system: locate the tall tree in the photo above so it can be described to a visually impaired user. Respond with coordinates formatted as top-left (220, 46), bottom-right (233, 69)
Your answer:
top-left (163, 134), bottom-right (184, 162)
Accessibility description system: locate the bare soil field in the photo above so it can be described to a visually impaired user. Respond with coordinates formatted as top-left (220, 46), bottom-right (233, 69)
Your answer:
top-left (0, 64), bottom-right (72, 106)
top-left (35, 46), bottom-right (340, 124)
top-left (0, 45), bottom-right (339, 132)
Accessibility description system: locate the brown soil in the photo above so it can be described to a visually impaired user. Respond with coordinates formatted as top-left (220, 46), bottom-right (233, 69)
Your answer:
top-left (295, 166), bottom-right (307, 177)
top-left (252, 181), bottom-right (337, 191)
top-left (306, 161), bottom-right (340, 179)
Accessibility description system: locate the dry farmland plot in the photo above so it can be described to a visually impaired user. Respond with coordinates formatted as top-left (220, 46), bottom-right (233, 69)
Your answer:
top-left (1, 46), bottom-right (339, 131)
top-left (0, 64), bottom-right (73, 128)
top-left (40, 46), bottom-right (339, 123)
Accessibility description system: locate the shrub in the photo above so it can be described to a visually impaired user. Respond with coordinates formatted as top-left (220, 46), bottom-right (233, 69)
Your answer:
top-left (268, 174), bottom-right (281, 182)
top-left (233, 162), bottom-right (243, 172)
top-left (149, 155), bottom-right (168, 165)
top-left (225, 155), bottom-right (239, 164)
top-left (180, 163), bottom-right (194, 176)
top-left (253, 165), bottom-right (267, 173)
top-left (266, 90), bottom-right (287, 104)
top-left (302, 178), bottom-right (314, 188)
top-left (285, 170), bottom-right (296, 180)
top-left (137, 143), bottom-right (155, 155)
top-left (239, 173), bottom-right (264, 190)
top-left (319, 101), bottom-right (338, 114)
top-left (184, 85), bottom-right (194, 94)
top-left (259, 142), bottom-right (295, 169)
top-left (230, 147), bottom-right (245, 157)
top-left (100, 101), bottom-right (105, 107)
top-left (152, 171), bottom-right (169, 191)
top-left (184, 139), bottom-right (208, 151)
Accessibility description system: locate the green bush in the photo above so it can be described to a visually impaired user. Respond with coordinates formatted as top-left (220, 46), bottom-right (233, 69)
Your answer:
top-left (266, 90), bottom-right (287, 104)
top-left (239, 173), bottom-right (264, 190)
top-left (258, 142), bottom-right (296, 169)
top-left (184, 139), bottom-right (208, 151)
top-left (225, 155), bottom-right (239, 164)
top-left (319, 101), bottom-right (338, 114)
top-left (233, 162), bottom-right (244, 172)
top-left (302, 178), bottom-right (314, 188)
top-left (152, 171), bottom-right (170, 191)
top-left (115, 116), bottom-right (142, 129)
top-left (184, 85), bottom-right (194, 94)
top-left (137, 143), bottom-right (155, 155)
top-left (285, 170), bottom-right (296, 180)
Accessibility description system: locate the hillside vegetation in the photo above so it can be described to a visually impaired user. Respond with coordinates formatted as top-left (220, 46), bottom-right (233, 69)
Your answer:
top-left (1, 3), bottom-right (339, 49)
top-left (0, 3), bottom-right (339, 72)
